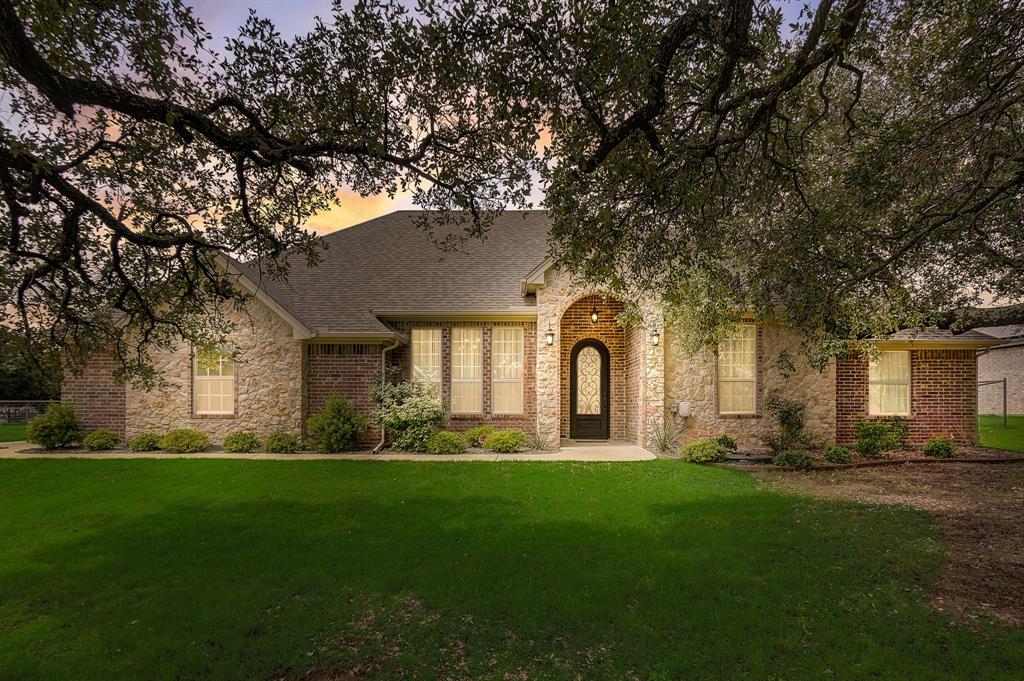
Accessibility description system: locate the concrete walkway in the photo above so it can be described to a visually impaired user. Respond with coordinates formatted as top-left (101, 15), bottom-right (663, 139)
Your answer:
top-left (0, 440), bottom-right (654, 462)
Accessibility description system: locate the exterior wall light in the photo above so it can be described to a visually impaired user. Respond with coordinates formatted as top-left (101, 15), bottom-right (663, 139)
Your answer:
top-left (545, 323), bottom-right (555, 346)
top-left (650, 329), bottom-right (661, 347)
top-left (590, 306), bottom-right (599, 323)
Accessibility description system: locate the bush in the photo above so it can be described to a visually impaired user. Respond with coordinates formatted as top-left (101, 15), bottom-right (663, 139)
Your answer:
top-left (923, 435), bottom-right (956, 459)
top-left (158, 428), bottom-right (210, 453)
top-left (128, 432), bottom-right (161, 452)
top-left (484, 429), bottom-right (526, 453)
top-left (679, 437), bottom-right (728, 463)
top-left (264, 431), bottom-right (300, 454)
top-left (650, 419), bottom-right (683, 456)
top-left (855, 418), bottom-right (910, 458)
top-left (83, 429), bottom-right (120, 451)
top-left (223, 431), bottom-right (261, 453)
top-left (374, 381), bottom-right (446, 452)
top-left (773, 450), bottom-right (813, 470)
top-left (822, 444), bottom-right (853, 464)
top-left (525, 427), bottom-right (553, 452)
top-left (715, 434), bottom-right (738, 451)
top-left (765, 396), bottom-right (810, 451)
top-left (463, 424), bottom-right (496, 448)
top-left (26, 403), bottom-right (82, 449)
top-left (306, 395), bottom-right (369, 453)
top-left (426, 431), bottom-right (467, 455)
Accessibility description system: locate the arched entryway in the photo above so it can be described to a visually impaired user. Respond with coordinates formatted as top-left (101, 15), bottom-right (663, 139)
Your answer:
top-left (569, 339), bottom-right (611, 439)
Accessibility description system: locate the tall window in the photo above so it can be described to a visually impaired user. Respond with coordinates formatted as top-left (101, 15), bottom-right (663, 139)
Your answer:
top-left (451, 327), bottom-right (482, 413)
top-left (411, 329), bottom-right (442, 396)
top-left (194, 346), bottom-right (235, 415)
top-left (718, 324), bottom-right (757, 415)
top-left (869, 350), bottom-right (911, 416)
top-left (492, 327), bottom-right (524, 414)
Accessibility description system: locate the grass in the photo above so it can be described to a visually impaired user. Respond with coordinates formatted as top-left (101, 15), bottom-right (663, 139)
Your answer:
top-left (979, 414), bottom-right (1024, 452)
top-left (0, 423), bottom-right (27, 442)
top-left (1, 460), bottom-right (1022, 681)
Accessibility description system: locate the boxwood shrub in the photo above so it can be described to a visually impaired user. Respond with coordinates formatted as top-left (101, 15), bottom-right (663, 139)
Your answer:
top-left (223, 431), bottom-right (261, 453)
top-left (463, 425), bottom-right (495, 448)
top-left (264, 431), bottom-right (300, 454)
top-left (83, 429), bottom-right (120, 451)
top-left (426, 431), bottom-right (467, 455)
top-left (483, 429), bottom-right (526, 453)
top-left (715, 434), bottom-right (738, 451)
top-left (922, 435), bottom-right (956, 459)
top-left (822, 444), bottom-right (853, 464)
top-left (679, 437), bottom-right (728, 463)
top-left (25, 403), bottom-right (82, 450)
top-left (128, 432), bottom-right (161, 452)
top-left (306, 395), bottom-right (369, 453)
top-left (158, 428), bottom-right (210, 453)
top-left (773, 450), bottom-right (813, 470)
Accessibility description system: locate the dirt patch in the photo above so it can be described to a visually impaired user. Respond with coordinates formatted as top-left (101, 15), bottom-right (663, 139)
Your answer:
top-left (757, 462), bottom-right (1024, 627)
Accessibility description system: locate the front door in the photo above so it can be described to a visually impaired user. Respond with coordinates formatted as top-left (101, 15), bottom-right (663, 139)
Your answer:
top-left (570, 339), bottom-right (610, 439)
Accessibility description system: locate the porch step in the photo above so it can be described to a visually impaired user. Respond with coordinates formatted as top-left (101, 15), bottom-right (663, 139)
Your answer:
top-left (724, 452), bottom-right (773, 464)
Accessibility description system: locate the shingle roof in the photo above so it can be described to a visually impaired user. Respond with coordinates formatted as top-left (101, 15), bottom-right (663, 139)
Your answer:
top-left (974, 325), bottom-right (1024, 340)
top-left (237, 210), bottom-right (551, 336)
top-left (879, 327), bottom-right (1004, 347)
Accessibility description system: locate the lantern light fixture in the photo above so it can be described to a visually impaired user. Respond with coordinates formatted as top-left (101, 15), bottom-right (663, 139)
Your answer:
top-left (545, 322), bottom-right (555, 346)
top-left (650, 328), bottom-right (661, 347)
top-left (590, 306), bottom-right (599, 324)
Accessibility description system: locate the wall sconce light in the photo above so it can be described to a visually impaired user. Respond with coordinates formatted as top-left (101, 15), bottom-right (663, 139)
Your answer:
top-left (590, 305), bottom-right (599, 324)
top-left (545, 322), bottom-right (555, 346)
top-left (650, 328), bottom-right (661, 347)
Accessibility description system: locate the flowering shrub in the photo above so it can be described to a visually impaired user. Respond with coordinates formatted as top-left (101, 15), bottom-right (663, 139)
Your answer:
top-left (374, 381), bottom-right (446, 452)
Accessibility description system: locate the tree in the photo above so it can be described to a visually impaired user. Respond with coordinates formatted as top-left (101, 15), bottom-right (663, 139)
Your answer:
top-left (2, 0), bottom-right (1022, 376)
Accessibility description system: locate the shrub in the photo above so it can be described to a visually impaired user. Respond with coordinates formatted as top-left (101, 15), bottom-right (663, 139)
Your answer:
top-left (855, 418), bottom-right (910, 458)
top-left (650, 419), bottom-right (683, 456)
top-left (765, 396), bottom-right (810, 451)
top-left (306, 395), bottom-right (369, 453)
top-left (679, 437), bottom-right (728, 463)
top-left (426, 431), bottom-right (467, 455)
top-left (773, 450), bottom-right (813, 470)
top-left (26, 403), bottom-right (82, 449)
top-left (923, 435), bottom-right (956, 459)
top-left (264, 431), bottom-right (300, 454)
top-left (128, 432), bottom-right (161, 452)
top-left (463, 424), bottom-right (496, 448)
top-left (822, 444), bottom-right (853, 464)
top-left (525, 427), bottom-right (553, 452)
top-left (83, 429), bottom-right (120, 451)
top-left (158, 428), bottom-right (210, 453)
top-left (715, 434), bottom-right (738, 451)
top-left (223, 431), bottom-right (261, 453)
top-left (484, 429), bottom-right (526, 453)
top-left (374, 381), bottom-right (446, 452)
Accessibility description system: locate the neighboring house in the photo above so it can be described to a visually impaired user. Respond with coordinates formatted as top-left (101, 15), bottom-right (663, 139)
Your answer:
top-left (976, 326), bottom-right (1024, 416)
top-left (62, 211), bottom-right (1003, 450)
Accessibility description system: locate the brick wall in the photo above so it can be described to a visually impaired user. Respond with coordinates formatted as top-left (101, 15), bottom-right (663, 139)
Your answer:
top-left (559, 295), bottom-right (626, 439)
top-left (385, 320), bottom-right (537, 433)
top-left (61, 349), bottom-right (126, 436)
top-left (978, 345), bottom-right (1024, 415)
top-left (304, 343), bottom-right (383, 449)
top-left (836, 349), bottom-right (978, 445)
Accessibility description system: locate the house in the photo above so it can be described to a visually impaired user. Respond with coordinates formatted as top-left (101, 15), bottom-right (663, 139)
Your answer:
top-left (62, 211), bottom-right (1004, 450)
top-left (976, 326), bottom-right (1024, 416)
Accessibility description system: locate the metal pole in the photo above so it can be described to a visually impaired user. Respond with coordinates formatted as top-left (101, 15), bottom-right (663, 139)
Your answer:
top-left (1003, 378), bottom-right (1008, 429)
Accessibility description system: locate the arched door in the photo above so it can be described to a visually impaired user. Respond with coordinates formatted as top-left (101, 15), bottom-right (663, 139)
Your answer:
top-left (569, 339), bottom-right (610, 439)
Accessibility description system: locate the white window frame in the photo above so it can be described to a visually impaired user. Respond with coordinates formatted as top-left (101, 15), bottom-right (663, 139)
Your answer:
top-left (193, 347), bottom-right (235, 416)
top-left (451, 327), bottom-right (483, 414)
top-left (411, 328), bottom-right (442, 396)
top-left (868, 350), bottom-right (911, 416)
top-left (717, 323), bottom-right (758, 416)
top-left (491, 327), bottom-right (524, 415)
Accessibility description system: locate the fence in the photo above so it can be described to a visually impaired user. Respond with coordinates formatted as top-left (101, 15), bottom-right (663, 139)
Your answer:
top-left (0, 400), bottom-right (55, 424)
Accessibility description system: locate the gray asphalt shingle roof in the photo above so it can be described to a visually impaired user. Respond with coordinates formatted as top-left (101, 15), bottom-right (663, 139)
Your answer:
top-left (239, 210), bottom-right (551, 335)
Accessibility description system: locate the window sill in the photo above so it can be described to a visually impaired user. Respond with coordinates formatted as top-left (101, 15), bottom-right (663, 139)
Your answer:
top-left (718, 413), bottom-right (761, 419)
top-left (864, 414), bottom-right (914, 420)
top-left (192, 413), bottom-right (237, 419)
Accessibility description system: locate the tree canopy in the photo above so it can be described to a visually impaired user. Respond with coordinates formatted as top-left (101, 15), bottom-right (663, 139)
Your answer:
top-left (1, 0), bottom-right (1021, 378)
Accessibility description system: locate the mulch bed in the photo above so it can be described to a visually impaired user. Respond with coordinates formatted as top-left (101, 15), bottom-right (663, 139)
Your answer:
top-left (757, 461), bottom-right (1024, 628)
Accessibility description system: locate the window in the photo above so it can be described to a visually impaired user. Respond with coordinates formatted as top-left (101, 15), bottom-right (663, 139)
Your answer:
top-left (492, 327), bottom-right (524, 414)
top-left (451, 327), bottom-right (482, 413)
top-left (718, 324), bottom-right (757, 415)
top-left (194, 346), bottom-right (235, 415)
top-left (411, 328), bottom-right (442, 396)
top-left (869, 350), bottom-right (911, 416)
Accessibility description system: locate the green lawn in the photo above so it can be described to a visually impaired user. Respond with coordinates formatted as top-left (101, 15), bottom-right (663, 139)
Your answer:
top-left (979, 414), bottom-right (1024, 452)
top-left (0, 423), bottom-right (27, 442)
top-left (1, 460), bottom-right (1021, 680)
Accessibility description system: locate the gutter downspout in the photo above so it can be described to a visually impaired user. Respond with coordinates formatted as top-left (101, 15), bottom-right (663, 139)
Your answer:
top-left (372, 337), bottom-right (401, 453)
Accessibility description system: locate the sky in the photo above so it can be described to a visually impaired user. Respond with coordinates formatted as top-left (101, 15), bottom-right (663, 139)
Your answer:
top-left (186, 0), bottom-right (810, 234)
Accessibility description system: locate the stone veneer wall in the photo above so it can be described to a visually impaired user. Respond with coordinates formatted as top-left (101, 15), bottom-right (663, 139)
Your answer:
top-left (304, 343), bottom-right (383, 449)
top-left (978, 344), bottom-right (1024, 415)
top-left (124, 296), bottom-right (303, 441)
top-left (664, 323), bottom-right (837, 450)
top-left (836, 349), bottom-right (978, 445)
top-left (61, 348), bottom-right (126, 436)
top-left (559, 295), bottom-right (626, 439)
top-left (386, 320), bottom-right (537, 433)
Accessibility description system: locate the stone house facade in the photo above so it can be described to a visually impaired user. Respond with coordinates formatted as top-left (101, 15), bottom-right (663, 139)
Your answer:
top-left (63, 211), bottom-right (1003, 450)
